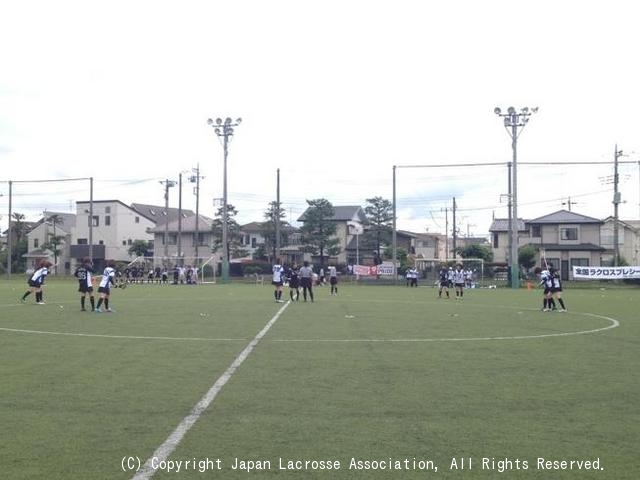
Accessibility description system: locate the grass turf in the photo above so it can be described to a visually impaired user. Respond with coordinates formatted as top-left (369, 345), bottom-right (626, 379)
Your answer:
top-left (0, 278), bottom-right (638, 479)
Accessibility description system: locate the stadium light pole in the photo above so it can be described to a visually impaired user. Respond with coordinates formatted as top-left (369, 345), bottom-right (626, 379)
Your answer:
top-left (208, 116), bottom-right (242, 283)
top-left (494, 106), bottom-right (537, 288)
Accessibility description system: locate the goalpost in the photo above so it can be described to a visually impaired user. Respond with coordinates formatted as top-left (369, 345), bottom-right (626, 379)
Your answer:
top-left (415, 257), bottom-right (486, 288)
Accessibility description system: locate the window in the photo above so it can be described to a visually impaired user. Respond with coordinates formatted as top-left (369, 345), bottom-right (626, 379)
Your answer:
top-left (135, 216), bottom-right (140, 223)
top-left (560, 227), bottom-right (578, 241)
top-left (168, 234), bottom-right (177, 245)
top-left (570, 258), bottom-right (589, 267)
top-left (89, 216), bottom-right (99, 227)
top-left (105, 215), bottom-right (111, 226)
top-left (98, 240), bottom-right (104, 245)
top-left (531, 225), bottom-right (541, 238)
top-left (34, 238), bottom-right (39, 248)
top-left (251, 237), bottom-right (257, 248)
top-left (77, 238), bottom-right (88, 245)
top-left (493, 233), bottom-right (499, 248)
top-left (122, 240), bottom-right (127, 246)
top-left (127, 239), bottom-right (133, 245)
top-left (105, 206), bottom-right (111, 214)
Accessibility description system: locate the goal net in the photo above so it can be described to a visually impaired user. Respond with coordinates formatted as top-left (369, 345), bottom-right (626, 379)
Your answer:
top-left (119, 256), bottom-right (217, 284)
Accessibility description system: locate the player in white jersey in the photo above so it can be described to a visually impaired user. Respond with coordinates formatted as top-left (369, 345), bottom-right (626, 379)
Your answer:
top-left (328, 265), bottom-right (338, 295)
top-left (535, 266), bottom-right (555, 311)
top-left (452, 264), bottom-right (466, 299)
top-left (95, 260), bottom-right (116, 312)
top-left (272, 258), bottom-right (285, 303)
top-left (21, 259), bottom-right (53, 304)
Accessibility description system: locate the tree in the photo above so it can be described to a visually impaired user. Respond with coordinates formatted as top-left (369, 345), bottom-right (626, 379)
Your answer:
top-left (45, 214), bottom-right (65, 274)
top-left (456, 244), bottom-right (494, 262)
top-left (261, 201), bottom-right (287, 262)
top-left (362, 196), bottom-right (393, 259)
top-left (211, 204), bottom-right (248, 260)
top-left (518, 245), bottom-right (537, 271)
top-left (299, 198), bottom-right (341, 268)
top-left (128, 240), bottom-right (151, 258)
top-left (8, 212), bottom-right (29, 272)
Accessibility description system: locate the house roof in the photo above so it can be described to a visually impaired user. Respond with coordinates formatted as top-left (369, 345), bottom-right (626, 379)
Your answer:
top-left (527, 209), bottom-right (602, 224)
top-left (240, 221), bottom-right (297, 233)
top-left (297, 205), bottom-right (366, 223)
top-left (528, 242), bottom-right (605, 252)
top-left (601, 216), bottom-right (639, 231)
top-left (149, 214), bottom-right (214, 233)
top-left (488, 218), bottom-right (527, 232)
top-left (130, 203), bottom-right (196, 225)
top-left (41, 211), bottom-right (77, 228)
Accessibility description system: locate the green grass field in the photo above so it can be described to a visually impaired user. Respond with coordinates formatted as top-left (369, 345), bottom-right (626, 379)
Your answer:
top-left (1, 278), bottom-right (638, 479)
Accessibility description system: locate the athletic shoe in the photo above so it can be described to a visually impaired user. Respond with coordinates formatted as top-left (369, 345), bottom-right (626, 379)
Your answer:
top-left (94, 308), bottom-right (102, 313)
top-left (19, 298), bottom-right (26, 303)
top-left (36, 301), bottom-right (46, 305)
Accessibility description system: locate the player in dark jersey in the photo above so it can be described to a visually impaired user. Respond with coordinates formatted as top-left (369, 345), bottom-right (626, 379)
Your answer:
top-left (21, 259), bottom-right (53, 304)
top-left (550, 267), bottom-right (567, 311)
top-left (74, 257), bottom-right (95, 311)
top-left (287, 265), bottom-right (300, 302)
top-left (437, 266), bottom-right (450, 299)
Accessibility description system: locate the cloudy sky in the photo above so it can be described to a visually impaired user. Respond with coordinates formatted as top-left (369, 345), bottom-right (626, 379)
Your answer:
top-left (1, 0), bottom-right (639, 237)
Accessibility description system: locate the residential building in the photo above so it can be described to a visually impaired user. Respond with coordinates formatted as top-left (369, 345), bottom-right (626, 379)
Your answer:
top-left (601, 217), bottom-right (640, 265)
top-left (24, 211), bottom-right (75, 273)
top-left (148, 214), bottom-right (215, 265)
top-left (72, 200), bottom-right (157, 269)
top-left (490, 210), bottom-right (606, 280)
top-left (488, 218), bottom-right (528, 264)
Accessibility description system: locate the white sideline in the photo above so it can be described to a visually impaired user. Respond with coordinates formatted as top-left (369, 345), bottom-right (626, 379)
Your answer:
top-left (131, 301), bottom-right (290, 480)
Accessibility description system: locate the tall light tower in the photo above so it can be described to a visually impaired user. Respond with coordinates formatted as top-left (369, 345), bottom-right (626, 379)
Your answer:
top-left (208, 116), bottom-right (242, 283)
top-left (494, 106), bottom-right (537, 288)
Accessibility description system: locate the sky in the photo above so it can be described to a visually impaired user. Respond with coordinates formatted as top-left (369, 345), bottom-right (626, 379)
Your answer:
top-left (1, 0), bottom-right (640, 238)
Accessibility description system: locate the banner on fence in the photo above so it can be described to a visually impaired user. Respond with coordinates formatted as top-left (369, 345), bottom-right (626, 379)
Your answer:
top-left (353, 263), bottom-right (396, 276)
top-left (572, 266), bottom-right (640, 280)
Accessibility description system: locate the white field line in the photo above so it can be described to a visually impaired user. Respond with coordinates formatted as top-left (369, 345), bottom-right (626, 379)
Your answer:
top-left (130, 300), bottom-right (290, 480)
top-left (0, 327), bottom-right (246, 342)
top-left (0, 312), bottom-right (620, 343)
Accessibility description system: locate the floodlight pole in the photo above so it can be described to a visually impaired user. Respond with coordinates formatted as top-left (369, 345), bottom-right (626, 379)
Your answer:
top-left (494, 106), bottom-right (537, 288)
top-left (392, 165), bottom-right (397, 284)
top-left (208, 117), bottom-right (241, 283)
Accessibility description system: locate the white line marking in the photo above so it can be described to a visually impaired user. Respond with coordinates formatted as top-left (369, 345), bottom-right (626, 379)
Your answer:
top-left (0, 311), bottom-right (620, 344)
top-left (0, 327), bottom-right (246, 342)
top-left (130, 301), bottom-right (290, 480)
top-left (272, 312), bottom-right (620, 343)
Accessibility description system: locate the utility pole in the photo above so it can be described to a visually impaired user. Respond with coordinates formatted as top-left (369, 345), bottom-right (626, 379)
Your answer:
top-left (452, 197), bottom-right (457, 260)
top-left (442, 207), bottom-right (449, 259)
top-left (178, 173), bottom-right (183, 266)
top-left (276, 168), bottom-right (281, 260)
top-left (613, 145), bottom-right (623, 266)
top-left (562, 196), bottom-right (577, 211)
top-left (189, 164), bottom-right (203, 266)
top-left (160, 179), bottom-right (176, 259)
